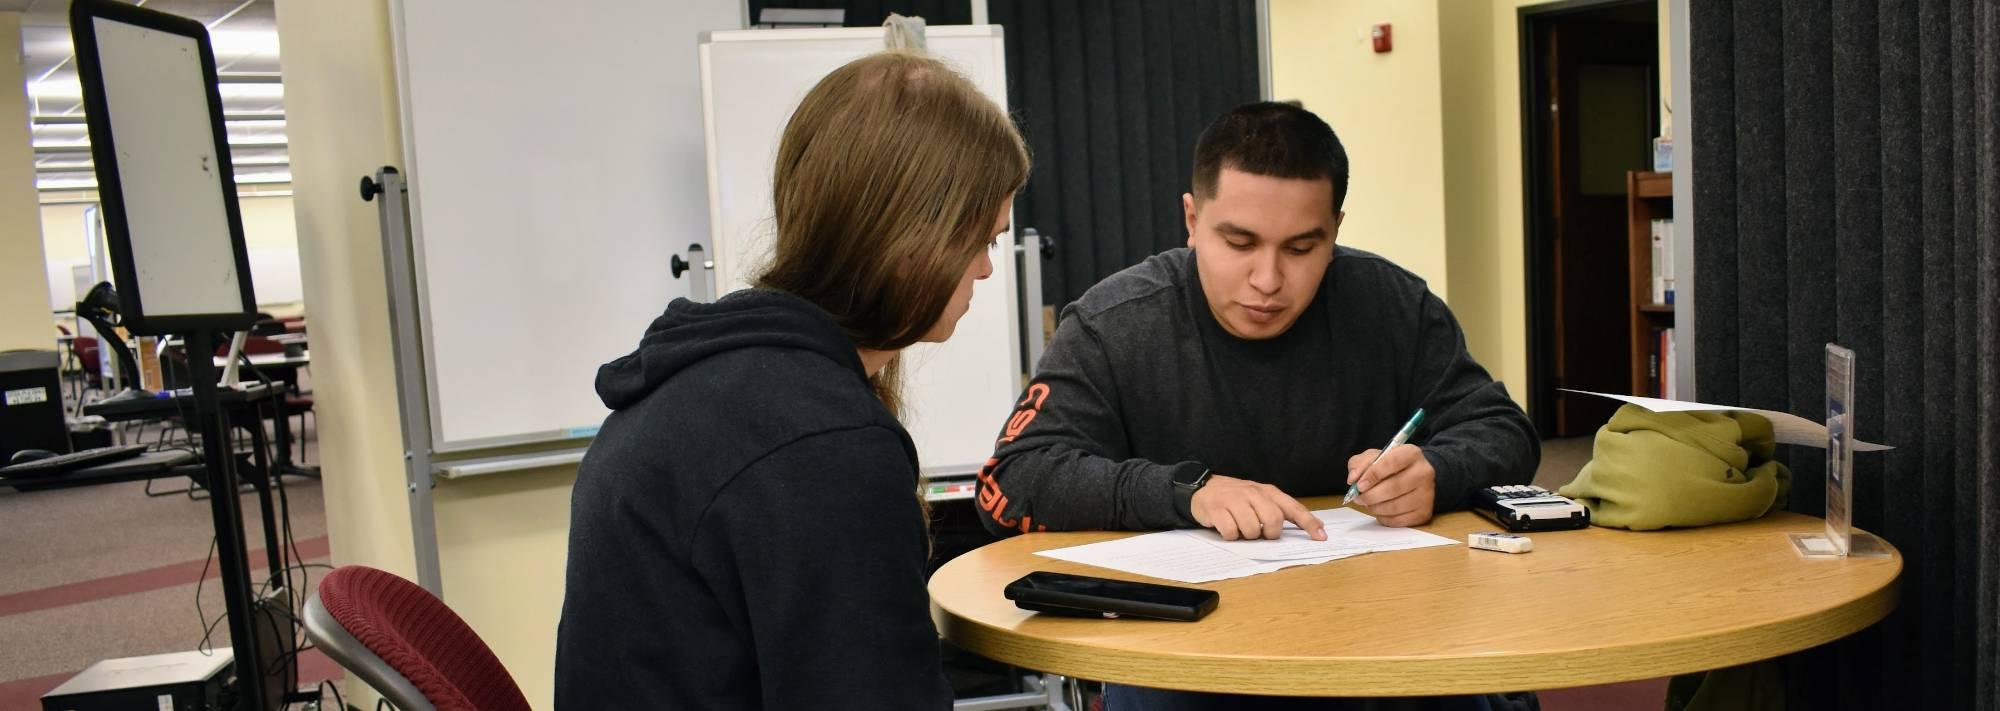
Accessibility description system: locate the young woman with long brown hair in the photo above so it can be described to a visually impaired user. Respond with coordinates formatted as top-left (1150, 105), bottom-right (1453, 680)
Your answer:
top-left (556, 51), bottom-right (1027, 710)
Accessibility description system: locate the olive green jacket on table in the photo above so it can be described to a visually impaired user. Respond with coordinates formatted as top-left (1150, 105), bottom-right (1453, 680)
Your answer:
top-left (1559, 404), bottom-right (1792, 531)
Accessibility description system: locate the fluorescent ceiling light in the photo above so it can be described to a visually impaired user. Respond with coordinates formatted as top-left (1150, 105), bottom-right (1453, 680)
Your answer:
top-left (208, 31), bottom-right (281, 57)
top-left (28, 79), bottom-right (284, 100)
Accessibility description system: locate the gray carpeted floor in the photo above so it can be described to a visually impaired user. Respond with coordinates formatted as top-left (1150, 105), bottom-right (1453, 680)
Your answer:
top-left (0, 476), bottom-right (327, 596)
top-left (0, 560), bottom-right (332, 683)
top-left (1535, 436), bottom-right (1595, 491)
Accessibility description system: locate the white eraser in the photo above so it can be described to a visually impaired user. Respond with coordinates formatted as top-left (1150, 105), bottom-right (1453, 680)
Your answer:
top-left (1469, 531), bottom-right (1533, 554)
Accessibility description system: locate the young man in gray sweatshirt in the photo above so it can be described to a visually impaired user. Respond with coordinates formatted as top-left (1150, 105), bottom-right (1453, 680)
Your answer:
top-left (975, 102), bottom-right (1540, 710)
top-left (977, 101), bottom-right (1537, 545)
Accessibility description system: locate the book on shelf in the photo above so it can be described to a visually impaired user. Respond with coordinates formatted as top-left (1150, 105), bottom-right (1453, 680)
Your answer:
top-left (1651, 219), bottom-right (1665, 304)
top-left (1649, 218), bottom-right (1677, 307)
top-left (1663, 218), bottom-right (1676, 305)
top-left (1662, 327), bottom-right (1676, 399)
top-left (1648, 328), bottom-right (1662, 398)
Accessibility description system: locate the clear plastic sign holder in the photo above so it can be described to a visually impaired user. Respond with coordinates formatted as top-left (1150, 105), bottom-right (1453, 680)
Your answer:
top-left (1789, 344), bottom-right (1890, 559)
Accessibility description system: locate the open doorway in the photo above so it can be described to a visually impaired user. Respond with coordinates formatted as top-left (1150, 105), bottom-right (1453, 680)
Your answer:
top-left (1521, 0), bottom-right (1660, 438)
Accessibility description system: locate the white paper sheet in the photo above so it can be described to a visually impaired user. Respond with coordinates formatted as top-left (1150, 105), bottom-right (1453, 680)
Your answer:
top-left (1033, 530), bottom-right (1355, 583)
top-left (1561, 389), bottom-right (1892, 451)
top-left (1032, 509), bottom-right (1453, 584)
top-left (1178, 508), bottom-right (1458, 561)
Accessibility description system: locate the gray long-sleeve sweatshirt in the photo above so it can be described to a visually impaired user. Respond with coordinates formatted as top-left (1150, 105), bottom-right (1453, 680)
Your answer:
top-left (975, 247), bottom-right (1538, 536)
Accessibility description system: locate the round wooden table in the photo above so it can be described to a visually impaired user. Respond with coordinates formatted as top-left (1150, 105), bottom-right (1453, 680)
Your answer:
top-left (930, 499), bottom-right (1900, 696)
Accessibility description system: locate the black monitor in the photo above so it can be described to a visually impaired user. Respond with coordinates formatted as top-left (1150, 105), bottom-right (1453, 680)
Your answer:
top-left (70, 0), bottom-right (257, 336)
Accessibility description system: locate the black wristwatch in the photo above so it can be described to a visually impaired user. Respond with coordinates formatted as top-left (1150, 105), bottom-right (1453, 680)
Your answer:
top-left (1170, 463), bottom-right (1212, 519)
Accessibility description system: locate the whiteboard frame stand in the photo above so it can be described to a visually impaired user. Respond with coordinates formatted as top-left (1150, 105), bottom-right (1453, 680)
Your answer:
top-left (366, 166), bottom-right (446, 594)
top-left (1015, 228), bottom-right (1049, 372)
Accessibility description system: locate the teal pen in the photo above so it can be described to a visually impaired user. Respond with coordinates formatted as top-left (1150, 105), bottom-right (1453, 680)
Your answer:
top-left (1344, 408), bottom-right (1426, 506)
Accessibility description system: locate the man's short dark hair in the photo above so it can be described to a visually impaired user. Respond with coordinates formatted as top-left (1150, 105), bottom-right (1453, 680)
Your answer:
top-left (1191, 101), bottom-right (1350, 213)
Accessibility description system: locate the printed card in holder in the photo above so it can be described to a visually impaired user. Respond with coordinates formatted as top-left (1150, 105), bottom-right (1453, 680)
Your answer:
top-left (1825, 344), bottom-right (1857, 554)
top-left (1788, 344), bottom-right (1891, 558)
top-left (1004, 571), bottom-right (1218, 621)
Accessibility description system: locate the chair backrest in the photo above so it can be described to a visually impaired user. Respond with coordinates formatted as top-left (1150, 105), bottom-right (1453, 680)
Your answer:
top-left (303, 595), bottom-right (434, 711)
top-left (241, 336), bottom-right (285, 356)
top-left (304, 566), bottom-right (531, 711)
top-left (73, 337), bottom-right (101, 383)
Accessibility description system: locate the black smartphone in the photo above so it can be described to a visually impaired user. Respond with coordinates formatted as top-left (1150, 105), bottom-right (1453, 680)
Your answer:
top-left (1003, 571), bottom-right (1219, 621)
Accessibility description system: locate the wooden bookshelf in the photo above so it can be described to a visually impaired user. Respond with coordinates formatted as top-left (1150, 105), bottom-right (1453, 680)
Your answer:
top-left (1627, 171), bottom-right (1674, 397)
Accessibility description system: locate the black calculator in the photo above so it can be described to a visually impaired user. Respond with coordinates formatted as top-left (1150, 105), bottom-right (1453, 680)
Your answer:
top-left (1472, 485), bottom-right (1591, 532)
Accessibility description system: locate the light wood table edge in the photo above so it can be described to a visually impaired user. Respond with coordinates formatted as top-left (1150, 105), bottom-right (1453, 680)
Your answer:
top-left (932, 536), bottom-right (1901, 697)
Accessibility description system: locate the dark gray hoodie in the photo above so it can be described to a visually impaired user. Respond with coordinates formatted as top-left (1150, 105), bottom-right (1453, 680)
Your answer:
top-left (556, 289), bottom-right (951, 710)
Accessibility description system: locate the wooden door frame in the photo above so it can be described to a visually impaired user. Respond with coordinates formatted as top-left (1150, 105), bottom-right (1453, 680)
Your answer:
top-left (1519, 0), bottom-right (1656, 438)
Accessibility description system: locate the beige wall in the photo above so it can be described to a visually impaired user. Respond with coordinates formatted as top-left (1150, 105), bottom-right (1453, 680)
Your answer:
top-left (433, 465), bottom-right (576, 704)
top-left (1268, 0), bottom-right (1450, 301)
top-left (1439, 0), bottom-right (1506, 391)
top-left (43, 196), bottom-right (300, 256)
top-left (0, 12), bottom-right (55, 352)
top-left (275, 2), bottom-right (574, 707)
top-left (38, 204), bottom-right (90, 316)
top-left (41, 204), bottom-right (89, 262)
top-left (237, 195), bottom-right (302, 251)
top-left (234, 196), bottom-right (306, 309)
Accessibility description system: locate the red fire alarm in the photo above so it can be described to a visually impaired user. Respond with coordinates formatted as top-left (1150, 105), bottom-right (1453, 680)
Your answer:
top-left (1372, 23), bottom-right (1392, 53)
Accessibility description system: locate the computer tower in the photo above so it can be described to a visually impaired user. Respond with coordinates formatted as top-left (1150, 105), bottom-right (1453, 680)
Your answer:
top-left (36, 588), bottom-right (294, 711)
top-left (40, 649), bottom-right (233, 711)
top-left (1, 350), bottom-right (69, 463)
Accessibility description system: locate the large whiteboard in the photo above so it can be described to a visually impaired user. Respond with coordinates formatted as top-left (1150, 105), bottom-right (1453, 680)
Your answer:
top-left (390, 0), bottom-right (744, 451)
top-left (700, 27), bottom-right (1023, 476)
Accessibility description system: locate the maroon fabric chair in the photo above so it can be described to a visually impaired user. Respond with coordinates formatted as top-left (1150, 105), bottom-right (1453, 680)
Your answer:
top-left (303, 566), bottom-right (531, 711)
top-left (73, 336), bottom-right (103, 388)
